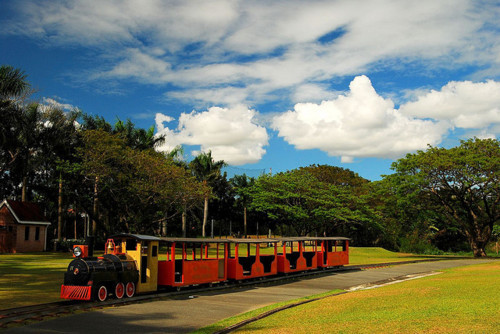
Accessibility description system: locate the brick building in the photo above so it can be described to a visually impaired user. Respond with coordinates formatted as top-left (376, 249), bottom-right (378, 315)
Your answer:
top-left (0, 199), bottom-right (51, 253)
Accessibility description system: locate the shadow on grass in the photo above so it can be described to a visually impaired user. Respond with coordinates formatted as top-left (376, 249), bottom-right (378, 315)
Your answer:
top-left (0, 252), bottom-right (72, 309)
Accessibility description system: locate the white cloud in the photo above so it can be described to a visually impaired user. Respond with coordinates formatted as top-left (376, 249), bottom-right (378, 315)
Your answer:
top-left (155, 105), bottom-right (269, 165)
top-left (3, 0), bottom-right (498, 106)
top-left (272, 76), bottom-right (448, 161)
top-left (41, 97), bottom-right (76, 111)
top-left (291, 83), bottom-right (341, 104)
top-left (154, 113), bottom-right (174, 133)
top-left (400, 80), bottom-right (500, 129)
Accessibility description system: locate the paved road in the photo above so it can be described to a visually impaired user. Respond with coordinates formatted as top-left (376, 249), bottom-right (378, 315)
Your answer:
top-left (3, 259), bottom-right (497, 334)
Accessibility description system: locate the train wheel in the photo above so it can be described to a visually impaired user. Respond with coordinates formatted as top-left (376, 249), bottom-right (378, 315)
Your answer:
top-left (115, 282), bottom-right (125, 299)
top-left (97, 285), bottom-right (108, 302)
top-left (125, 282), bottom-right (135, 298)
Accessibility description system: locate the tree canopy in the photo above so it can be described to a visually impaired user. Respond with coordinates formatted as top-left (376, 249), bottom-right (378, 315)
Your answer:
top-left (392, 138), bottom-right (500, 257)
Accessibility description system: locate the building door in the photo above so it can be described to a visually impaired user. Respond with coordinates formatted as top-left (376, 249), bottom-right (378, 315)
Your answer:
top-left (0, 230), bottom-right (14, 252)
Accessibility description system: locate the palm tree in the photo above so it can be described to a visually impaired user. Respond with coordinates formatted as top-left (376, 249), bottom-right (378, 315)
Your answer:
top-left (189, 151), bottom-right (226, 237)
top-left (114, 118), bottom-right (165, 150)
top-left (0, 65), bottom-right (31, 178)
top-left (0, 65), bottom-right (30, 100)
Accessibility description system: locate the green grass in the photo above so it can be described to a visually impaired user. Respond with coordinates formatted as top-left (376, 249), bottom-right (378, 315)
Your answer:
top-left (224, 262), bottom-right (500, 334)
top-left (191, 290), bottom-right (345, 334)
top-left (0, 252), bottom-right (73, 309)
top-left (348, 247), bottom-right (439, 265)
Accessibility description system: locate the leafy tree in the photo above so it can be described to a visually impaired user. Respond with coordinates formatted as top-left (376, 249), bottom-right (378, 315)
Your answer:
top-left (392, 138), bottom-right (500, 257)
top-left (78, 130), bottom-right (208, 236)
top-left (80, 113), bottom-right (113, 133)
top-left (300, 164), bottom-right (369, 189)
top-left (78, 130), bottom-right (128, 235)
top-left (36, 107), bottom-right (81, 241)
top-left (249, 169), bottom-right (376, 237)
top-left (0, 65), bottom-right (32, 189)
top-left (230, 174), bottom-right (255, 237)
top-left (189, 151), bottom-right (226, 237)
top-left (0, 65), bottom-right (30, 101)
top-left (113, 118), bottom-right (164, 150)
top-left (369, 175), bottom-right (444, 252)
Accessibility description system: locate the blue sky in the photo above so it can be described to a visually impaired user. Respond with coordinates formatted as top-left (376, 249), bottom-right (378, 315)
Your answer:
top-left (1, 0), bottom-right (499, 180)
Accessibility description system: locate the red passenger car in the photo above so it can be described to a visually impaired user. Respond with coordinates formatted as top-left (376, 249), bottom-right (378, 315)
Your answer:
top-left (313, 237), bottom-right (350, 268)
top-left (227, 239), bottom-right (278, 280)
top-left (277, 237), bottom-right (318, 274)
top-left (157, 238), bottom-right (229, 288)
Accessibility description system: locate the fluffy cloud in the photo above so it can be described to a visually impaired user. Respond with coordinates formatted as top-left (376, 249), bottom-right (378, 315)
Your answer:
top-left (3, 0), bottom-right (498, 106)
top-left (155, 106), bottom-right (268, 165)
top-left (41, 97), bottom-right (77, 111)
top-left (272, 76), bottom-right (447, 162)
top-left (400, 80), bottom-right (500, 129)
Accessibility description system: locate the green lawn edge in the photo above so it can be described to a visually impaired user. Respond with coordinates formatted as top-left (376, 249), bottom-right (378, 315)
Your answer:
top-left (216, 261), bottom-right (500, 334)
top-left (191, 289), bottom-right (346, 334)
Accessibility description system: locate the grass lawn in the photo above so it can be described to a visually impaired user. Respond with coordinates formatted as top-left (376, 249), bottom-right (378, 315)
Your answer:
top-left (226, 261), bottom-right (500, 334)
top-left (0, 252), bottom-right (73, 309)
top-left (348, 247), bottom-right (433, 265)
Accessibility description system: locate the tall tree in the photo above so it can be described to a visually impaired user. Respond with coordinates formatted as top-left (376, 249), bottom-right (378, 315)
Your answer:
top-left (231, 174), bottom-right (255, 237)
top-left (0, 65), bottom-right (31, 182)
top-left (189, 151), bottom-right (226, 237)
top-left (78, 130), bottom-right (127, 235)
top-left (392, 138), bottom-right (500, 257)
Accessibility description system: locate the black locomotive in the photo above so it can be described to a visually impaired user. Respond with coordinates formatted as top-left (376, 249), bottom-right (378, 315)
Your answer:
top-left (62, 248), bottom-right (139, 301)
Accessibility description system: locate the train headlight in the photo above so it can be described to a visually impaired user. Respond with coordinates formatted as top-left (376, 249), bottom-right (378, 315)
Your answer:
top-left (73, 246), bottom-right (82, 257)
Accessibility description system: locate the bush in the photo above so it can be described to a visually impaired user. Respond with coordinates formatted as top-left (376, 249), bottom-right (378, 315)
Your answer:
top-left (398, 235), bottom-right (442, 255)
top-left (50, 239), bottom-right (86, 252)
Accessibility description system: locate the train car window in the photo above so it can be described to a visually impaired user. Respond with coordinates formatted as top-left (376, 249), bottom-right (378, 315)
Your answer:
top-left (126, 239), bottom-right (137, 251)
top-left (152, 245), bottom-right (158, 257)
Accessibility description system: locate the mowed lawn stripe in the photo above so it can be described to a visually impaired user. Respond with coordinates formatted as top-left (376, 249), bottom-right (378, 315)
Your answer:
top-left (234, 262), bottom-right (500, 334)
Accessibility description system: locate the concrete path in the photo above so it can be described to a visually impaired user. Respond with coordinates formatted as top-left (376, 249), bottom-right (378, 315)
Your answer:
top-left (3, 259), bottom-right (496, 334)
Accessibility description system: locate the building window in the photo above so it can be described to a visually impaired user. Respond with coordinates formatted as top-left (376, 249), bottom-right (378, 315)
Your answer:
top-left (35, 227), bottom-right (40, 241)
top-left (25, 226), bottom-right (30, 241)
top-left (8, 226), bottom-right (13, 232)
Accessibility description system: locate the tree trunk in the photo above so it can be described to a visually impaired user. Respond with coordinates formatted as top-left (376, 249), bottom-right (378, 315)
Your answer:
top-left (243, 206), bottom-right (247, 238)
top-left (470, 238), bottom-right (487, 257)
top-left (202, 196), bottom-right (208, 237)
top-left (21, 176), bottom-right (27, 202)
top-left (161, 219), bottom-right (167, 236)
top-left (182, 209), bottom-right (186, 238)
top-left (57, 173), bottom-right (63, 241)
top-left (92, 176), bottom-right (99, 236)
top-left (74, 211), bottom-right (77, 239)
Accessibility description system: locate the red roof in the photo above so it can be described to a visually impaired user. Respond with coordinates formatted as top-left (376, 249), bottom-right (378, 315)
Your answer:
top-left (1, 200), bottom-right (50, 224)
